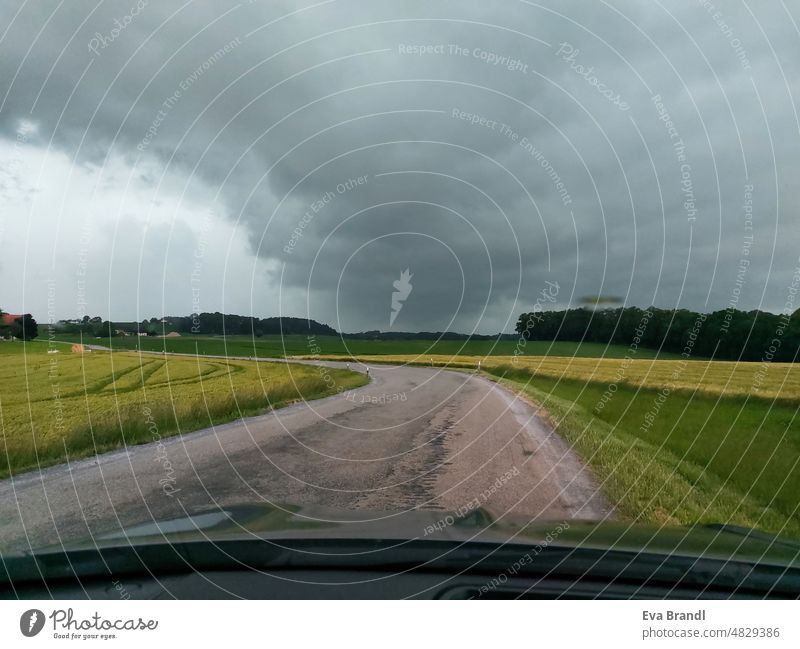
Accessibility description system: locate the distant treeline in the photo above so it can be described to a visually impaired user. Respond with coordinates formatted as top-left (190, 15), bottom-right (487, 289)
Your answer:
top-left (514, 307), bottom-right (800, 362)
top-left (50, 306), bottom-right (800, 362)
top-left (175, 313), bottom-right (337, 336)
top-left (56, 313), bottom-right (336, 337)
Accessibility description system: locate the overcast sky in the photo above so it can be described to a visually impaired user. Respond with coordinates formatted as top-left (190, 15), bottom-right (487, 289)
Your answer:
top-left (1, 0), bottom-right (798, 333)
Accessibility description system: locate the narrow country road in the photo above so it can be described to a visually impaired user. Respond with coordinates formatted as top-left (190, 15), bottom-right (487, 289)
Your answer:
top-left (0, 361), bottom-right (612, 552)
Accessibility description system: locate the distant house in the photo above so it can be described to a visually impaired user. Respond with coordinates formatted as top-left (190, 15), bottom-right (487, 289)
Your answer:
top-left (1, 313), bottom-right (23, 339)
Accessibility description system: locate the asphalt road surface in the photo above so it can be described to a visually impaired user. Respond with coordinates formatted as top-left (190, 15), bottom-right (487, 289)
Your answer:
top-left (0, 361), bottom-right (612, 552)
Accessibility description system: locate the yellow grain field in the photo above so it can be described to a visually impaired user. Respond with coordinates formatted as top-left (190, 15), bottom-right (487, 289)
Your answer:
top-left (0, 347), bottom-right (366, 477)
top-left (294, 353), bottom-right (800, 402)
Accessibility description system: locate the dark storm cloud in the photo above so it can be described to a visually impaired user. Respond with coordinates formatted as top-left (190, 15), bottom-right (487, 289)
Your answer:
top-left (1, 0), bottom-right (798, 331)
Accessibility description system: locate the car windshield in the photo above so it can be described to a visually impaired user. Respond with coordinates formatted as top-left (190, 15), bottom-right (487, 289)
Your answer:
top-left (0, 0), bottom-right (798, 606)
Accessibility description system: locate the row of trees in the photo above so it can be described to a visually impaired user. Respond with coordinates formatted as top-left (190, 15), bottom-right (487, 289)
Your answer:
top-left (170, 313), bottom-right (337, 336)
top-left (515, 306), bottom-right (800, 361)
top-left (56, 313), bottom-right (338, 337)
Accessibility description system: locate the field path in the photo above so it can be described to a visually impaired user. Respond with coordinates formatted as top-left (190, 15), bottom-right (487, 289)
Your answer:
top-left (0, 360), bottom-right (612, 551)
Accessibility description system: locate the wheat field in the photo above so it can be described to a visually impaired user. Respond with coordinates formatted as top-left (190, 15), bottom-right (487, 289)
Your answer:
top-left (295, 353), bottom-right (800, 402)
top-left (0, 346), bottom-right (366, 477)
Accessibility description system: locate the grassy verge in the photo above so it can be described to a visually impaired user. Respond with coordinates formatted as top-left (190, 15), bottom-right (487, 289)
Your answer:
top-left (0, 348), bottom-right (367, 479)
top-left (484, 365), bottom-right (800, 539)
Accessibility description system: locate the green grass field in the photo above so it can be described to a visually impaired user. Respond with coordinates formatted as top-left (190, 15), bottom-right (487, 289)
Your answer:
top-left (0, 343), bottom-right (366, 478)
top-left (51, 333), bottom-right (684, 360)
top-left (491, 369), bottom-right (800, 538)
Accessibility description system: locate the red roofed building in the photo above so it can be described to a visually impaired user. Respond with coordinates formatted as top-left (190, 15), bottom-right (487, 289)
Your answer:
top-left (1, 313), bottom-right (23, 326)
top-left (0, 312), bottom-right (37, 340)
